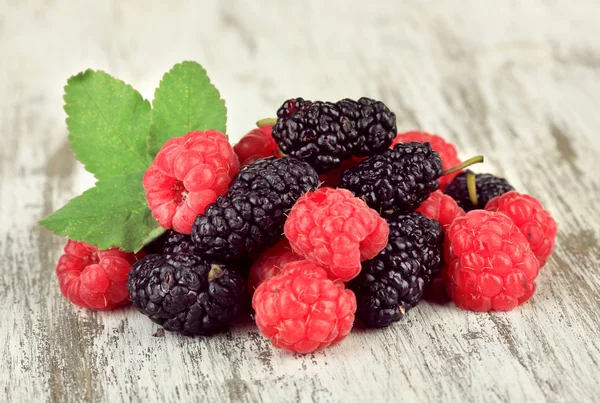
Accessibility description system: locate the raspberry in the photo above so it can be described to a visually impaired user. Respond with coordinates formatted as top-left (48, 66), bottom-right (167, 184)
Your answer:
top-left (191, 157), bottom-right (320, 261)
top-left (340, 142), bottom-right (444, 215)
top-left (416, 190), bottom-right (466, 231)
top-left (444, 210), bottom-right (540, 311)
top-left (272, 97), bottom-right (396, 173)
top-left (143, 130), bottom-right (240, 234)
top-left (349, 212), bottom-right (444, 327)
top-left (252, 260), bottom-right (356, 353)
top-left (248, 239), bottom-right (302, 294)
top-left (56, 240), bottom-right (136, 310)
top-left (284, 187), bottom-right (389, 281)
top-left (233, 125), bottom-right (279, 166)
top-left (444, 171), bottom-right (514, 212)
top-left (127, 254), bottom-right (246, 335)
top-left (485, 191), bottom-right (557, 267)
top-left (392, 131), bottom-right (461, 190)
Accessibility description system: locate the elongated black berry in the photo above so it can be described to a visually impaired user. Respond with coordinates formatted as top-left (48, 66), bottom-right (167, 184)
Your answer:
top-left (444, 171), bottom-right (514, 211)
top-left (348, 212), bottom-right (444, 328)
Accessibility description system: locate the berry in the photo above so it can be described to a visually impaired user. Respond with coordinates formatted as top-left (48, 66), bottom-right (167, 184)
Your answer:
top-left (252, 260), bottom-right (356, 353)
top-left (143, 130), bottom-right (240, 234)
top-left (444, 171), bottom-right (514, 212)
top-left (485, 191), bottom-right (557, 266)
top-left (444, 210), bottom-right (540, 311)
top-left (127, 254), bottom-right (246, 335)
top-left (248, 239), bottom-right (301, 294)
top-left (392, 131), bottom-right (461, 190)
top-left (284, 187), bottom-right (389, 281)
top-left (340, 142), bottom-right (444, 215)
top-left (336, 98), bottom-right (397, 156)
top-left (233, 125), bottom-right (279, 166)
top-left (416, 190), bottom-right (466, 231)
top-left (272, 97), bottom-right (396, 173)
top-left (349, 213), bottom-right (444, 327)
top-left (191, 157), bottom-right (320, 261)
top-left (56, 240), bottom-right (136, 310)
top-left (319, 157), bottom-right (362, 188)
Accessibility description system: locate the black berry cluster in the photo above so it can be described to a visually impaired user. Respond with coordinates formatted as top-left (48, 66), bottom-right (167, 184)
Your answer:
top-left (444, 170), bottom-right (514, 211)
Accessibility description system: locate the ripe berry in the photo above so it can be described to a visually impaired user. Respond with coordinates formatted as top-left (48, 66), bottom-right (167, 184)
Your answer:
top-left (127, 254), bottom-right (246, 335)
top-left (444, 170), bottom-right (514, 212)
top-left (349, 212), bottom-right (444, 327)
top-left (191, 157), bottom-right (320, 261)
top-left (248, 239), bottom-right (302, 294)
top-left (284, 187), bottom-right (389, 281)
top-left (444, 210), bottom-right (540, 311)
top-left (56, 240), bottom-right (137, 310)
top-left (485, 191), bottom-right (557, 266)
top-left (416, 190), bottom-right (466, 231)
top-left (252, 260), bottom-right (356, 354)
top-left (392, 131), bottom-right (461, 190)
top-left (233, 125), bottom-right (279, 166)
top-left (143, 130), bottom-right (240, 234)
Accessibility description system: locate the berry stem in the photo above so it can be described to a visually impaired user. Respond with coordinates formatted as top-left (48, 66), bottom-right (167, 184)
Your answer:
top-left (256, 118), bottom-right (277, 127)
top-left (208, 264), bottom-right (224, 281)
top-left (467, 171), bottom-right (479, 207)
top-left (443, 155), bottom-right (484, 176)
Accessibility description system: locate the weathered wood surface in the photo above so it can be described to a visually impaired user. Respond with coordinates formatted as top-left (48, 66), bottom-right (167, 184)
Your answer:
top-left (1, 0), bottom-right (600, 402)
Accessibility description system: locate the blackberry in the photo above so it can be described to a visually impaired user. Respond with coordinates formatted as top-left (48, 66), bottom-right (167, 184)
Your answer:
top-left (340, 142), bottom-right (444, 215)
top-left (348, 212), bottom-right (444, 328)
top-left (336, 97), bottom-right (396, 156)
top-left (142, 230), bottom-right (198, 255)
top-left (127, 254), bottom-right (246, 336)
top-left (272, 97), bottom-right (396, 173)
top-left (191, 157), bottom-right (319, 261)
top-left (444, 171), bottom-right (514, 212)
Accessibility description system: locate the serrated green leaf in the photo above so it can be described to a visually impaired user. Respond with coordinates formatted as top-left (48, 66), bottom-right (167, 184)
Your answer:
top-left (39, 172), bottom-right (164, 252)
top-left (148, 61), bottom-right (227, 156)
top-left (65, 70), bottom-right (152, 180)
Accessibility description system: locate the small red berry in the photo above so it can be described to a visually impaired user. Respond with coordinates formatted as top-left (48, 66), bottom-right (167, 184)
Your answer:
top-left (252, 260), bottom-right (356, 354)
top-left (485, 191), bottom-right (557, 267)
top-left (143, 130), bottom-right (239, 234)
top-left (392, 131), bottom-right (461, 190)
top-left (233, 125), bottom-right (279, 166)
top-left (416, 190), bottom-right (466, 231)
top-left (56, 240), bottom-right (137, 310)
top-left (284, 187), bottom-right (389, 281)
top-left (248, 239), bottom-right (302, 294)
top-left (444, 210), bottom-right (540, 311)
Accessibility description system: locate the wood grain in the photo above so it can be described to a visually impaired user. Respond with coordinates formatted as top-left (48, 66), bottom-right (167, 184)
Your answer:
top-left (1, 0), bottom-right (599, 402)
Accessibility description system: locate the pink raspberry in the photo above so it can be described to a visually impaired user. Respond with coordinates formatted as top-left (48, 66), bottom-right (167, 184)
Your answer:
top-left (284, 187), bottom-right (389, 281)
top-left (233, 125), bottom-right (279, 166)
top-left (416, 190), bottom-right (466, 231)
top-left (485, 191), bottom-right (557, 267)
top-left (248, 239), bottom-right (302, 294)
top-left (392, 131), bottom-right (461, 190)
top-left (444, 210), bottom-right (540, 311)
top-left (56, 240), bottom-right (137, 310)
top-left (252, 260), bottom-right (356, 354)
top-left (143, 130), bottom-right (239, 234)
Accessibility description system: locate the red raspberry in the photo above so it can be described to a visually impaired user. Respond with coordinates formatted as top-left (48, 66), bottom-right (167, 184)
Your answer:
top-left (392, 131), bottom-right (461, 190)
top-left (143, 130), bottom-right (239, 234)
top-left (252, 260), bottom-right (356, 354)
top-left (444, 210), bottom-right (540, 311)
top-left (485, 191), bottom-right (557, 267)
top-left (416, 190), bottom-right (466, 231)
top-left (284, 188), bottom-right (389, 281)
top-left (233, 125), bottom-right (279, 166)
top-left (248, 239), bottom-right (302, 294)
top-left (56, 240), bottom-right (137, 310)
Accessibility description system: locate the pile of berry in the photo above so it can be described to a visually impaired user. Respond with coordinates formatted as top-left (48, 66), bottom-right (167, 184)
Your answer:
top-left (53, 96), bottom-right (557, 354)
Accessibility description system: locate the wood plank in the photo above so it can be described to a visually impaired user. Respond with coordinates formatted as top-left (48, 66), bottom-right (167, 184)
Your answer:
top-left (1, 0), bottom-right (600, 402)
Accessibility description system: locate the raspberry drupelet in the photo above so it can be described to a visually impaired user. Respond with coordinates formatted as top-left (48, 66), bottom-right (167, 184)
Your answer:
top-left (247, 239), bottom-right (302, 294)
top-left (416, 190), bottom-right (466, 231)
top-left (143, 130), bottom-right (240, 234)
top-left (233, 124), bottom-right (279, 166)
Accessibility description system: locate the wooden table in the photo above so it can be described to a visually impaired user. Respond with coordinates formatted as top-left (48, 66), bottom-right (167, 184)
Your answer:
top-left (2, 1), bottom-right (599, 402)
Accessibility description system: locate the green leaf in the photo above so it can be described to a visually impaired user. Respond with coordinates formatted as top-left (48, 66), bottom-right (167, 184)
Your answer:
top-left (65, 69), bottom-right (152, 180)
top-left (39, 172), bottom-right (164, 252)
top-left (148, 61), bottom-right (227, 156)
